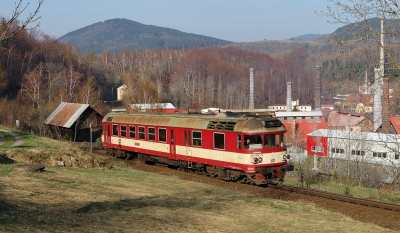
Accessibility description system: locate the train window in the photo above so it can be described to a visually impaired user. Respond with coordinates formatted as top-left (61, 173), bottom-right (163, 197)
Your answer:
top-left (214, 133), bottom-right (225, 150)
top-left (129, 126), bottom-right (135, 138)
top-left (138, 126), bottom-right (145, 139)
top-left (237, 135), bottom-right (242, 149)
top-left (148, 127), bottom-right (155, 141)
top-left (121, 125), bottom-right (126, 137)
top-left (171, 130), bottom-right (174, 144)
top-left (159, 128), bottom-right (166, 142)
top-left (244, 135), bottom-right (262, 149)
top-left (112, 124), bottom-right (118, 136)
top-left (192, 131), bottom-right (202, 147)
top-left (263, 135), bottom-right (268, 148)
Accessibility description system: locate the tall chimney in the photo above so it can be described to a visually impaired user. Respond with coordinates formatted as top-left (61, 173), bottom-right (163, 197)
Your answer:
top-left (315, 66), bottom-right (321, 111)
top-left (286, 82), bottom-right (292, 112)
top-left (382, 78), bottom-right (390, 133)
top-left (249, 68), bottom-right (254, 111)
top-left (380, 17), bottom-right (385, 82)
top-left (374, 68), bottom-right (382, 132)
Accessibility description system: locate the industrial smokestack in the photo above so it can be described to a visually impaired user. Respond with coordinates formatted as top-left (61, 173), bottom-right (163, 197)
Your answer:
top-left (380, 17), bottom-right (385, 81)
top-left (382, 77), bottom-right (390, 133)
top-left (249, 68), bottom-right (254, 111)
top-left (315, 66), bottom-right (321, 111)
top-left (374, 68), bottom-right (382, 132)
top-left (286, 82), bottom-right (292, 112)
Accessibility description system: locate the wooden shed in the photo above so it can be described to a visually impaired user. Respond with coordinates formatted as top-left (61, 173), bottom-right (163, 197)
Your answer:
top-left (44, 102), bottom-right (103, 142)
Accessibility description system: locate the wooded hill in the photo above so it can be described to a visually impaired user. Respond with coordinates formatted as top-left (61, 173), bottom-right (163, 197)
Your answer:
top-left (59, 18), bottom-right (233, 54)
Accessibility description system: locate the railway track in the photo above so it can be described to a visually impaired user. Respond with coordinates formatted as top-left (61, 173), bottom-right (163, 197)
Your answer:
top-left (93, 150), bottom-right (400, 231)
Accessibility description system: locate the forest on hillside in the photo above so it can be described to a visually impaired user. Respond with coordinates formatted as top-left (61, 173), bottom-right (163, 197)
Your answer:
top-left (2, 15), bottom-right (400, 137)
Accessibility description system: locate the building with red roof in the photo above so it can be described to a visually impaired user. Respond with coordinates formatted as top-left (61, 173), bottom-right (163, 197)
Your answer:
top-left (327, 110), bottom-right (374, 132)
top-left (274, 111), bottom-right (328, 150)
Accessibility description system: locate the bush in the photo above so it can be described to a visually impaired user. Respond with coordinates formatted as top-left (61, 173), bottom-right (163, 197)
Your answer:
top-left (344, 186), bottom-right (351, 196)
top-left (63, 134), bottom-right (71, 141)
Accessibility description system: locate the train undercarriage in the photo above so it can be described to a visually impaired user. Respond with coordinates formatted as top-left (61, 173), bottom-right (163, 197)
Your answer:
top-left (105, 147), bottom-right (289, 185)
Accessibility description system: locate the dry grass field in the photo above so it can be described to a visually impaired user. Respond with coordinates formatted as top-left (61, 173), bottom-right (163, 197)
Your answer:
top-left (0, 164), bottom-right (397, 233)
top-left (0, 128), bottom-right (397, 232)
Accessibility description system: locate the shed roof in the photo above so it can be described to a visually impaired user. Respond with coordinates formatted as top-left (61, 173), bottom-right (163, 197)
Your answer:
top-left (44, 102), bottom-right (91, 128)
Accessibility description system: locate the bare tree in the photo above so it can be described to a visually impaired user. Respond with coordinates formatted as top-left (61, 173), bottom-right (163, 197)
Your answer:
top-left (0, 0), bottom-right (44, 45)
top-left (320, 0), bottom-right (400, 69)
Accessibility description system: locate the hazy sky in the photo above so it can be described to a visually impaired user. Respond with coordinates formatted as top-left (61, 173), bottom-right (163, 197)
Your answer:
top-left (2, 0), bottom-right (347, 42)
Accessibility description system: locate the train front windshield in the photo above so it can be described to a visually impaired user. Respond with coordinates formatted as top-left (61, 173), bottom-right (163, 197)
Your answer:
top-left (243, 133), bottom-right (283, 149)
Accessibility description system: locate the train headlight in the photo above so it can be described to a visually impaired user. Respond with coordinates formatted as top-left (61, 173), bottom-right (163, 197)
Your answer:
top-left (283, 154), bottom-right (291, 160)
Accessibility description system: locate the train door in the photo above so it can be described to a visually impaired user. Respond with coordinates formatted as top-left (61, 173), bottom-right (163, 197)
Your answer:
top-left (169, 129), bottom-right (176, 160)
top-left (105, 124), bottom-right (111, 144)
top-left (184, 130), bottom-right (192, 159)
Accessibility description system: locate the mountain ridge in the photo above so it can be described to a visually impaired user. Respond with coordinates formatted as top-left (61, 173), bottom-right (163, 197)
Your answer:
top-left (59, 18), bottom-right (233, 54)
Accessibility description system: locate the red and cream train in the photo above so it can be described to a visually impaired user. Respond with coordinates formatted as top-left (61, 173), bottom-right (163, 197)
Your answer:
top-left (102, 110), bottom-right (293, 185)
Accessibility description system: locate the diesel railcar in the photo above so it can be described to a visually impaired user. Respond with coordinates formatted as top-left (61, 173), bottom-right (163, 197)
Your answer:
top-left (102, 111), bottom-right (294, 185)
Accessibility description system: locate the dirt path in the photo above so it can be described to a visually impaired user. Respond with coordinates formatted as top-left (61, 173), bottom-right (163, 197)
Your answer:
top-left (0, 130), bottom-right (24, 147)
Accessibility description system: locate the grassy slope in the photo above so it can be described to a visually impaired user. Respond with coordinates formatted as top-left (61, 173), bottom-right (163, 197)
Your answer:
top-left (0, 165), bottom-right (395, 233)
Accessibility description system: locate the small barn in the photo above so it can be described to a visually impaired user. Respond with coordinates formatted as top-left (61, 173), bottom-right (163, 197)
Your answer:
top-left (44, 102), bottom-right (103, 142)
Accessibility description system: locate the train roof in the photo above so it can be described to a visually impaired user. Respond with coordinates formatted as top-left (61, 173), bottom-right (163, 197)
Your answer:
top-left (103, 111), bottom-right (286, 133)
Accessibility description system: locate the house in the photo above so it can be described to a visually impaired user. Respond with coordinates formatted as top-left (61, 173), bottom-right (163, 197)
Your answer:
top-left (44, 102), bottom-right (103, 142)
top-left (117, 84), bottom-right (127, 101)
top-left (327, 110), bottom-right (374, 132)
top-left (268, 99), bottom-right (312, 112)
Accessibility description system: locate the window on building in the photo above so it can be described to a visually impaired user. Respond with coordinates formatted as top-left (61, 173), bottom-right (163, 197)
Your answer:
top-left (192, 131), bottom-right (202, 147)
top-left (311, 146), bottom-right (324, 152)
top-left (129, 126), bottom-right (135, 138)
top-left (138, 126), bottom-right (145, 139)
top-left (112, 124), bottom-right (118, 136)
top-left (148, 127), bottom-right (155, 141)
top-left (159, 128), bottom-right (166, 142)
top-left (373, 152), bottom-right (387, 158)
top-left (214, 133), bottom-right (225, 150)
top-left (121, 125), bottom-right (126, 137)
top-left (395, 153), bottom-right (399, 160)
